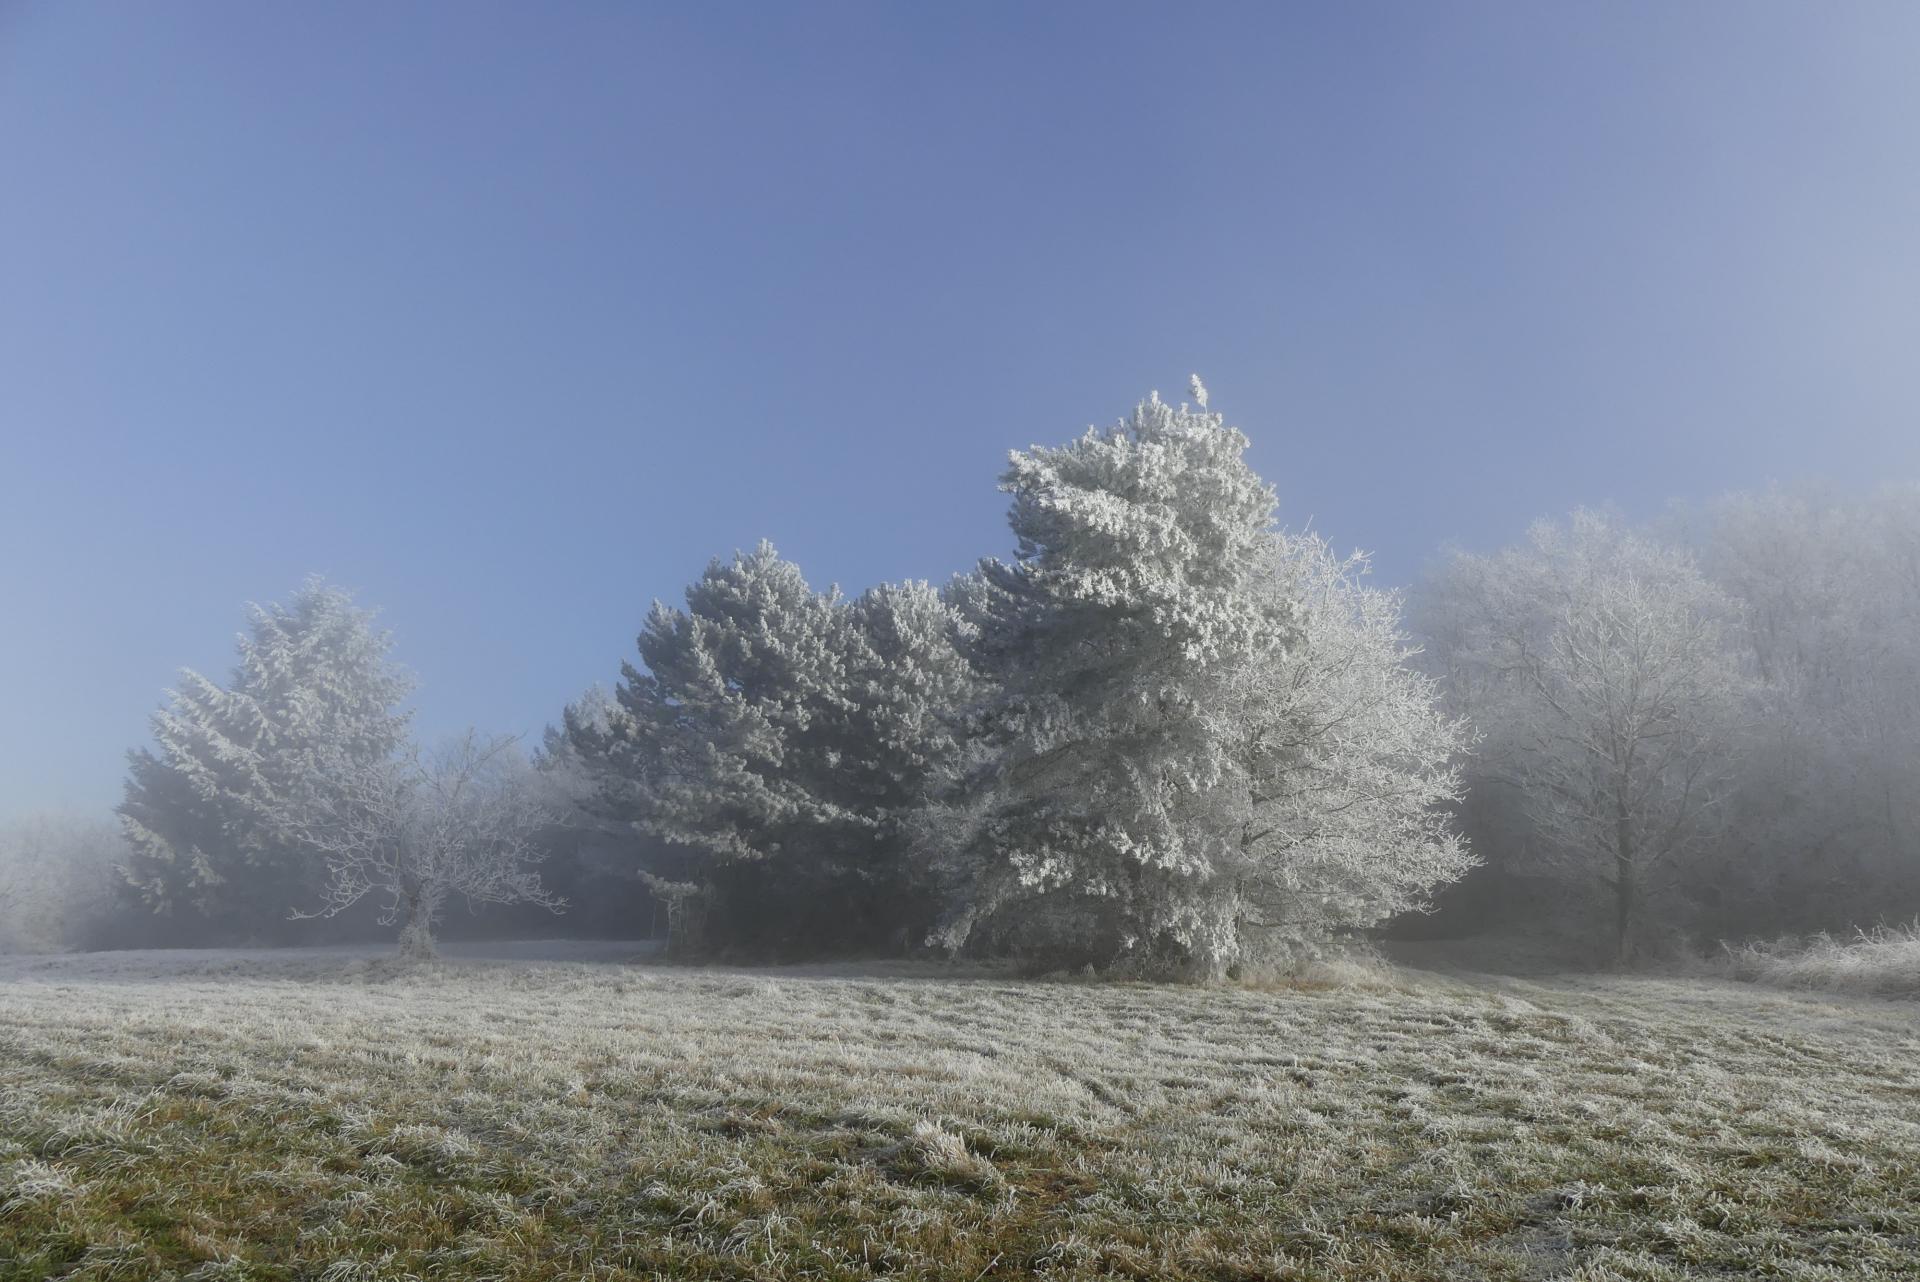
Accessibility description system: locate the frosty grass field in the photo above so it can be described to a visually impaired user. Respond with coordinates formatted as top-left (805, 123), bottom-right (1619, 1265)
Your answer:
top-left (3, 942), bottom-right (1918, 1281)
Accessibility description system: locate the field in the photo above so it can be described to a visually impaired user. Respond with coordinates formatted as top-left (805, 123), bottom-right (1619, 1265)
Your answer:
top-left (3, 943), bottom-right (1918, 1281)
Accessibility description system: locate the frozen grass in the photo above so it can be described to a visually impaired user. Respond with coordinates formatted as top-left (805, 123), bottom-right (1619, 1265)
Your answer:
top-left (2, 945), bottom-right (1918, 1280)
top-left (1721, 923), bottom-right (1920, 1000)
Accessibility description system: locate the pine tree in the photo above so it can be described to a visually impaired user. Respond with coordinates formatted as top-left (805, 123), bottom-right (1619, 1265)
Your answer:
top-left (568, 546), bottom-right (980, 954)
top-left (929, 385), bottom-right (1293, 975)
top-left (117, 579), bottom-right (412, 936)
top-left (836, 579), bottom-right (983, 943)
top-left (568, 543), bottom-right (859, 952)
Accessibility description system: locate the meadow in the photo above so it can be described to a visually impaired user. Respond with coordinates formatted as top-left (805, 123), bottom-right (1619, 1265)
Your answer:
top-left (3, 943), bottom-right (1917, 1281)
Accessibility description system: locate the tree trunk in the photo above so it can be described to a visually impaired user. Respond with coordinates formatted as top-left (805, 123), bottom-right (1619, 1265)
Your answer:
top-left (1613, 797), bottom-right (1636, 966)
top-left (1613, 863), bottom-right (1635, 966)
top-left (398, 892), bottom-right (437, 962)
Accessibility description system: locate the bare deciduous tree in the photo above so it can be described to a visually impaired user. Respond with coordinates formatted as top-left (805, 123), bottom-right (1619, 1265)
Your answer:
top-left (277, 731), bottom-right (564, 959)
top-left (1420, 511), bottom-right (1753, 962)
top-left (1683, 487), bottom-right (1920, 933)
top-left (1222, 533), bottom-right (1476, 966)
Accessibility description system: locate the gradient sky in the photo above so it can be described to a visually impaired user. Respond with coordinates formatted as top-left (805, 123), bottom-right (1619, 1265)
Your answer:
top-left (5, 2), bottom-right (1920, 816)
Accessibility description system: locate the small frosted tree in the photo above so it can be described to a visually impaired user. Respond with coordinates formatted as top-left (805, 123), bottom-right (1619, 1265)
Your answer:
top-left (275, 731), bottom-right (563, 959)
top-left (118, 579), bottom-right (412, 934)
top-left (1419, 512), bottom-right (1752, 961)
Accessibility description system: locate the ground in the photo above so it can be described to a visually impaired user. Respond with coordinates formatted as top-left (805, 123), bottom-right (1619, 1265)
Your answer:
top-left (2, 942), bottom-right (1917, 1281)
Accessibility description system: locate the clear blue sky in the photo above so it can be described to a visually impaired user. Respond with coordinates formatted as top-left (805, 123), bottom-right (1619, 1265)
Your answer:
top-left (5, 2), bottom-right (1920, 816)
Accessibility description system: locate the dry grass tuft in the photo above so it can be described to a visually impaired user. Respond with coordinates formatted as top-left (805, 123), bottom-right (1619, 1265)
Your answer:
top-left (1236, 943), bottom-right (1411, 993)
top-left (1721, 921), bottom-right (1920, 999)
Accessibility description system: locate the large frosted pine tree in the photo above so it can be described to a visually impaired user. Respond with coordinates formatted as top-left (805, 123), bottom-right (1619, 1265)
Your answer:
top-left (117, 579), bottom-right (412, 936)
top-left (930, 383), bottom-right (1294, 975)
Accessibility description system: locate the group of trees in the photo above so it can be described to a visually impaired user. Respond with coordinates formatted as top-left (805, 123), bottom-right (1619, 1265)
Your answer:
top-left (1414, 490), bottom-right (1920, 959)
top-left (1416, 514), bottom-right (1753, 960)
top-left (86, 383), bottom-right (1472, 974)
top-left (14, 381), bottom-right (1908, 973)
top-left (556, 383), bottom-right (1475, 976)
top-left (1689, 490), bottom-right (1920, 937)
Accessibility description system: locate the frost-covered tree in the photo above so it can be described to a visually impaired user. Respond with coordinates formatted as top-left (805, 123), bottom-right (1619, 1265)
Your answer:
top-left (928, 385), bottom-right (1295, 976)
top-left (117, 579), bottom-right (413, 935)
top-left (568, 544), bottom-right (974, 954)
top-left (836, 580), bottom-right (984, 941)
top-left (571, 543), bottom-right (852, 869)
top-left (274, 731), bottom-right (563, 960)
top-left (538, 684), bottom-right (620, 810)
top-left (533, 685), bottom-right (698, 947)
top-left (1419, 512), bottom-right (1752, 961)
top-left (567, 543), bottom-right (854, 951)
top-left (1219, 534), bottom-right (1476, 963)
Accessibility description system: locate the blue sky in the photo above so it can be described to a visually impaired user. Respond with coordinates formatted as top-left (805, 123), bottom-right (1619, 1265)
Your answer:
top-left (5, 3), bottom-right (1920, 815)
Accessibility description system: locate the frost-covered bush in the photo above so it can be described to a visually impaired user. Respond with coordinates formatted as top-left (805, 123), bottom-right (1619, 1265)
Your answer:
top-left (1221, 533), bottom-right (1476, 968)
top-left (0, 813), bottom-right (125, 953)
top-left (1720, 923), bottom-right (1920, 999)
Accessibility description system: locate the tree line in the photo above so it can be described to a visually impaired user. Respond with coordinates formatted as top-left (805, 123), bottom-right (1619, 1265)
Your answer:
top-left (5, 383), bottom-right (1913, 970)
